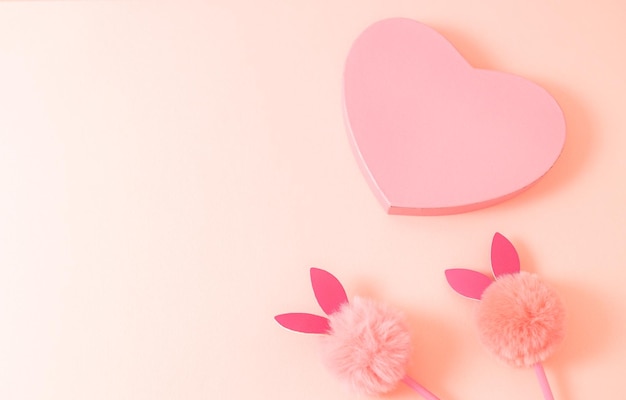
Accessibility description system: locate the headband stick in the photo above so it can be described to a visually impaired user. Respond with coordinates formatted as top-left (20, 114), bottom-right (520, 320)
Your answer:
top-left (534, 363), bottom-right (555, 400)
top-left (402, 375), bottom-right (440, 400)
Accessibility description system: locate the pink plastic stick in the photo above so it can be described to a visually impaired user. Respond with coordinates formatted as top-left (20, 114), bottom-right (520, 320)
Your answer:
top-left (401, 375), bottom-right (440, 400)
top-left (534, 363), bottom-right (555, 400)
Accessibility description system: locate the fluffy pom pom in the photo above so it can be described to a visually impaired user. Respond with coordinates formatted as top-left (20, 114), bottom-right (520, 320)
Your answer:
top-left (477, 271), bottom-right (565, 368)
top-left (319, 296), bottom-right (411, 396)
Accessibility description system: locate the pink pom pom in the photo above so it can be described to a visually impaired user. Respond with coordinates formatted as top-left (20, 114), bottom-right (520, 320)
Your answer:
top-left (477, 272), bottom-right (566, 368)
top-left (320, 296), bottom-right (411, 396)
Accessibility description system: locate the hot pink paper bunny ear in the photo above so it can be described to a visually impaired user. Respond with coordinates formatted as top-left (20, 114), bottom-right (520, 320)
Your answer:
top-left (275, 268), bottom-right (440, 400)
top-left (274, 313), bottom-right (330, 334)
top-left (445, 233), bottom-right (565, 400)
top-left (491, 232), bottom-right (520, 277)
top-left (310, 267), bottom-right (349, 314)
top-left (444, 268), bottom-right (492, 300)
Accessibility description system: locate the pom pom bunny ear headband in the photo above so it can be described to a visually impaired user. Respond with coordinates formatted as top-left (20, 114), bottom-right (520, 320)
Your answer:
top-left (275, 233), bottom-right (565, 399)
top-left (446, 233), bottom-right (565, 400)
top-left (275, 267), bottom-right (440, 399)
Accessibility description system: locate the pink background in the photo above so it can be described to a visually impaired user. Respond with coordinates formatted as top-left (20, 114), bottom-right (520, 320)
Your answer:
top-left (1, 1), bottom-right (624, 399)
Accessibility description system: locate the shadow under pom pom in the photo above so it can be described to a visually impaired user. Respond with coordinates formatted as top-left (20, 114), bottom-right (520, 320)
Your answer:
top-left (320, 296), bottom-right (411, 396)
top-left (477, 272), bottom-right (566, 368)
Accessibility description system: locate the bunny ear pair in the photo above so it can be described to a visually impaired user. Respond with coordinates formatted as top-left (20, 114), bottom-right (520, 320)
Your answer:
top-left (275, 268), bottom-right (348, 334)
top-left (445, 232), bottom-right (520, 300)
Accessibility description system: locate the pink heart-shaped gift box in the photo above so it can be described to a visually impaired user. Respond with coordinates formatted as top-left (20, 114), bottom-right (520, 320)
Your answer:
top-left (343, 18), bottom-right (566, 215)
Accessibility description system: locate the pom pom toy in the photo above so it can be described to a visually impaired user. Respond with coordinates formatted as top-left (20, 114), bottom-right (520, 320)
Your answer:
top-left (445, 233), bottom-right (566, 400)
top-left (275, 268), bottom-right (440, 399)
top-left (320, 297), bottom-right (411, 395)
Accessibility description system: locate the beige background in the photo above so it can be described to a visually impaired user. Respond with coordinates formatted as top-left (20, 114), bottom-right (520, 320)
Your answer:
top-left (1, 1), bottom-right (624, 399)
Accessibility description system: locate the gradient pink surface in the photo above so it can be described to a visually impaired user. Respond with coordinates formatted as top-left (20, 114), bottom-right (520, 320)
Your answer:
top-left (1, 1), bottom-right (625, 400)
top-left (344, 18), bottom-right (565, 215)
